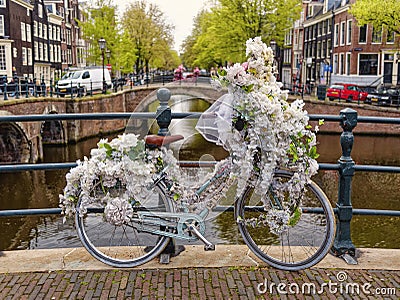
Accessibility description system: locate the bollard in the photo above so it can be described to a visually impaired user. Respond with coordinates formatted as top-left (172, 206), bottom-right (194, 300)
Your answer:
top-left (33, 78), bottom-right (38, 97)
top-left (155, 88), bottom-right (185, 263)
top-left (155, 88), bottom-right (172, 136)
top-left (3, 79), bottom-right (8, 100)
top-left (41, 76), bottom-right (46, 97)
top-left (15, 80), bottom-right (20, 99)
top-left (332, 108), bottom-right (357, 262)
top-left (50, 79), bottom-right (53, 97)
top-left (25, 78), bottom-right (29, 98)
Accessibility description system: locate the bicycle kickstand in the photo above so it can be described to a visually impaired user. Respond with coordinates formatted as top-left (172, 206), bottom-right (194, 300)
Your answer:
top-left (187, 224), bottom-right (215, 251)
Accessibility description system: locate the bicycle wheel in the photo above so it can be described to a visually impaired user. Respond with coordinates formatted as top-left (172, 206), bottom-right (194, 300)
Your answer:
top-left (236, 170), bottom-right (335, 271)
top-left (75, 182), bottom-right (173, 268)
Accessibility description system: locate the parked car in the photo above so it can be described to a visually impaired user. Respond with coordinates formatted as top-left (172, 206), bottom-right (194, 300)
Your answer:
top-left (56, 67), bottom-right (112, 97)
top-left (326, 83), bottom-right (368, 102)
top-left (365, 86), bottom-right (400, 106)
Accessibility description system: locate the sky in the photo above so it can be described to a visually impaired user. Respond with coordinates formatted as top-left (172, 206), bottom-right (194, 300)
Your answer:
top-left (114, 0), bottom-right (210, 53)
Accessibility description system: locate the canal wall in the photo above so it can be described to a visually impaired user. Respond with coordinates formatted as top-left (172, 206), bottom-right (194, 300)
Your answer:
top-left (303, 98), bottom-right (400, 135)
top-left (0, 85), bottom-right (399, 163)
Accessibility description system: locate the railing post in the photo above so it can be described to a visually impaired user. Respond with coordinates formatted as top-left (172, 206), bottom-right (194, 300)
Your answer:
top-left (332, 108), bottom-right (357, 260)
top-left (15, 77), bottom-right (20, 99)
top-left (41, 76), bottom-right (46, 97)
top-left (3, 76), bottom-right (8, 100)
top-left (50, 79), bottom-right (53, 97)
top-left (156, 88), bottom-right (172, 136)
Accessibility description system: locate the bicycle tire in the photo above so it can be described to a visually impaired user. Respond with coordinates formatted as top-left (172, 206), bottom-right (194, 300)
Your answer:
top-left (236, 170), bottom-right (335, 271)
top-left (75, 181), bottom-right (173, 268)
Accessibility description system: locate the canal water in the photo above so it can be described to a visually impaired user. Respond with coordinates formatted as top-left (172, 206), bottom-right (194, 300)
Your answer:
top-left (0, 97), bottom-right (399, 251)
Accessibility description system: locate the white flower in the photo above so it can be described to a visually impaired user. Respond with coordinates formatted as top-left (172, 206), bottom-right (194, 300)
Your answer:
top-left (104, 194), bottom-right (134, 226)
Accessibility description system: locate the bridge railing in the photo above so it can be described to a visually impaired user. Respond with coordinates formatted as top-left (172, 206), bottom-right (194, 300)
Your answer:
top-left (0, 88), bottom-right (400, 263)
top-left (0, 74), bottom-right (212, 100)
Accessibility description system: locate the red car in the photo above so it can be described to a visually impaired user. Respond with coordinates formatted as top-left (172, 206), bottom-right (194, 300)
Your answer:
top-left (326, 83), bottom-right (368, 102)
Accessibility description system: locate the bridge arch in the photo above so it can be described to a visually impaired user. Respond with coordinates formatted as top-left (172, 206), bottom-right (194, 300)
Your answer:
top-left (0, 111), bottom-right (31, 163)
top-left (133, 83), bottom-right (226, 112)
top-left (40, 105), bottom-right (66, 144)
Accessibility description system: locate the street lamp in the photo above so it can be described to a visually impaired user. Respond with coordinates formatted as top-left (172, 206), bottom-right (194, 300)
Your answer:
top-left (106, 49), bottom-right (111, 64)
top-left (98, 37), bottom-right (106, 94)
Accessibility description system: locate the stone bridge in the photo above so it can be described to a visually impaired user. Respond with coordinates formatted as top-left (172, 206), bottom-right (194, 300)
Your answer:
top-left (0, 82), bottom-right (399, 163)
top-left (0, 83), bottom-right (225, 163)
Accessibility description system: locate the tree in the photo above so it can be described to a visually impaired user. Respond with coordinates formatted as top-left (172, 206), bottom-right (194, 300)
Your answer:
top-left (78, 0), bottom-right (126, 69)
top-left (350, 0), bottom-right (400, 35)
top-left (121, 1), bottom-right (175, 74)
top-left (181, 0), bottom-right (302, 68)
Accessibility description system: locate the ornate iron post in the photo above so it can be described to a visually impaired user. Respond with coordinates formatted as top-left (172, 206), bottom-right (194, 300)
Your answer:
top-left (332, 108), bottom-right (357, 261)
top-left (155, 88), bottom-right (172, 136)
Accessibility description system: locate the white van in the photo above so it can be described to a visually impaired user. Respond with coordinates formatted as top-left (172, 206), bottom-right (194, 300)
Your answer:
top-left (56, 67), bottom-right (112, 96)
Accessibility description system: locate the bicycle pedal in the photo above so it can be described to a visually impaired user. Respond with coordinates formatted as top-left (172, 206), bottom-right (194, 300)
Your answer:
top-left (204, 244), bottom-right (215, 251)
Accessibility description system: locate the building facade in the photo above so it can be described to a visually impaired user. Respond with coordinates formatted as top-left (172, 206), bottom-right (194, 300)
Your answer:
top-left (0, 0), bottom-right (85, 84)
top-left (288, 0), bottom-right (400, 89)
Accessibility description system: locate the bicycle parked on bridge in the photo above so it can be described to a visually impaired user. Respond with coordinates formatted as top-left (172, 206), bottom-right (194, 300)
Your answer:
top-left (60, 38), bottom-right (335, 271)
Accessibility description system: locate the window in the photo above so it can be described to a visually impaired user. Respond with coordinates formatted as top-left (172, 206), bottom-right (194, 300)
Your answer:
top-left (339, 53), bottom-right (344, 75)
top-left (38, 4), bottom-right (43, 18)
top-left (321, 40), bottom-right (325, 58)
top-left (27, 48), bottom-right (32, 65)
top-left (0, 15), bottom-right (4, 36)
top-left (346, 20), bottom-right (352, 44)
top-left (38, 23), bottom-right (42, 38)
top-left (359, 25), bottom-right (367, 43)
top-left (43, 44), bottom-right (48, 61)
top-left (346, 53), bottom-right (351, 75)
top-left (26, 24), bottom-right (31, 42)
top-left (49, 44), bottom-right (53, 62)
top-left (0, 0), bottom-right (5, 7)
top-left (34, 21), bottom-right (37, 37)
top-left (34, 42), bottom-right (38, 59)
top-left (334, 23), bottom-right (339, 46)
top-left (0, 45), bottom-right (6, 71)
top-left (372, 26), bottom-right (382, 43)
top-left (317, 41), bottom-right (321, 58)
top-left (43, 25), bottom-right (47, 39)
top-left (22, 47), bottom-right (27, 65)
top-left (359, 54), bottom-right (378, 75)
top-left (21, 23), bottom-right (26, 41)
top-left (333, 54), bottom-right (339, 74)
top-left (327, 39), bottom-right (331, 58)
top-left (49, 25), bottom-right (52, 40)
top-left (387, 30), bottom-right (395, 43)
top-left (327, 19), bottom-right (331, 33)
top-left (340, 22), bottom-right (345, 46)
top-left (39, 42), bottom-right (43, 60)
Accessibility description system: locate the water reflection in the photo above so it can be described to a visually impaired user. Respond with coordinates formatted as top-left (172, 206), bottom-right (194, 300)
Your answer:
top-left (0, 97), bottom-right (399, 250)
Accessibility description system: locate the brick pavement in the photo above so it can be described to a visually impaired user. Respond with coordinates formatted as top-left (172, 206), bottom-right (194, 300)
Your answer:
top-left (0, 267), bottom-right (399, 300)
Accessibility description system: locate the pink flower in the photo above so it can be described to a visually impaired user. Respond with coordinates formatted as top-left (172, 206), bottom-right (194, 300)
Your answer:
top-left (242, 62), bottom-right (249, 71)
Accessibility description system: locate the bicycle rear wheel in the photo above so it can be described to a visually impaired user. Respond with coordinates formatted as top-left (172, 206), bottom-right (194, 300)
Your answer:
top-left (75, 182), bottom-right (173, 268)
top-left (236, 170), bottom-right (335, 271)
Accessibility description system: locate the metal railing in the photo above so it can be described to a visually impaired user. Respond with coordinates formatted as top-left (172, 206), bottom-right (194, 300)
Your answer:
top-left (0, 74), bottom-right (211, 100)
top-left (0, 88), bottom-right (399, 262)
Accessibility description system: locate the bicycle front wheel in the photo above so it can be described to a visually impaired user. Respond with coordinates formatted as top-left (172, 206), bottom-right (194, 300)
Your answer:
top-left (75, 183), bottom-right (173, 268)
top-left (236, 170), bottom-right (335, 271)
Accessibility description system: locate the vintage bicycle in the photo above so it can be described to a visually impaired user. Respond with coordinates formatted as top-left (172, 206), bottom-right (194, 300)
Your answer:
top-left (60, 38), bottom-right (335, 271)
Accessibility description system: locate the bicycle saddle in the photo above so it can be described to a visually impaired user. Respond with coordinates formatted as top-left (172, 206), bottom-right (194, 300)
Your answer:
top-left (145, 134), bottom-right (184, 147)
